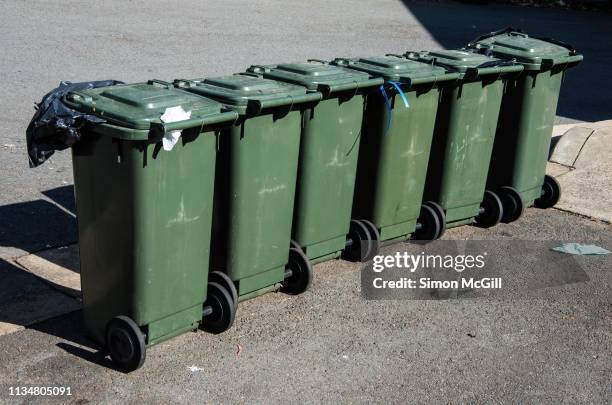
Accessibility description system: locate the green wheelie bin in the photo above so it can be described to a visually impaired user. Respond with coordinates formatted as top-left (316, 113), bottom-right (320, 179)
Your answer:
top-left (403, 50), bottom-right (523, 229)
top-left (465, 28), bottom-right (583, 222)
top-left (65, 80), bottom-right (239, 371)
top-left (175, 74), bottom-right (321, 301)
top-left (330, 56), bottom-right (459, 245)
top-left (246, 60), bottom-right (383, 264)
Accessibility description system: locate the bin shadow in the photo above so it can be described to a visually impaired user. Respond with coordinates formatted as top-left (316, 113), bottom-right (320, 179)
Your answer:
top-left (0, 185), bottom-right (77, 255)
top-left (30, 310), bottom-right (118, 370)
top-left (398, 0), bottom-right (612, 123)
top-left (0, 258), bottom-right (119, 371)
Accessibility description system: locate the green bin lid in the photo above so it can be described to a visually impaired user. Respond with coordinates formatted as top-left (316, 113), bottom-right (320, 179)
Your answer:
top-left (176, 74), bottom-right (310, 108)
top-left (246, 61), bottom-right (380, 96)
top-left (467, 29), bottom-right (583, 70)
top-left (63, 81), bottom-right (225, 130)
top-left (404, 49), bottom-right (523, 79)
top-left (416, 50), bottom-right (500, 72)
top-left (331, 56), bottom-right (453, 85)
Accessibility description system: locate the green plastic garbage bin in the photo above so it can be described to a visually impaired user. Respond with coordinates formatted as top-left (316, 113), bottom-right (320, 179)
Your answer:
top-left (403, 50), bottom-right (523, 229)
top-left (66, 80), bottom-right (239, 371)
top-left (465, 28), bottom-right (583, 221)
top-left (246, 60), bottom-right (383, 264)
top-left (175, 74), bottom-right (321, 301)
top-left (330, 56), bottom-right (459, 244)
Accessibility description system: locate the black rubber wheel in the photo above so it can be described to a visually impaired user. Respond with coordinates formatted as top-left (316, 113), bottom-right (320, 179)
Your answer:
top-left (342, 219), bottom-right (372, 262)
top-left (290, 239), bottom-right (303, 252)
top-left (475, 190), bottom-right (503, 228)
top-left (534, 174), bottom-right (561, 209)
top-left (208, 270), bottom-right (238, 307)
top-left (281, 247), bottom-right (313, 295)
top-left (423, 201), bottom-right (446, 239)
top-left (105, 316), bottom-right (146, 372)
top-left (359, 219), bottom-right (381, 260)
top-left (498, 186), bottom-right (524, 223)
top-left (201, 282), bottom-right (236, 334)
top-left (413, 204), bottom-right (442, 240)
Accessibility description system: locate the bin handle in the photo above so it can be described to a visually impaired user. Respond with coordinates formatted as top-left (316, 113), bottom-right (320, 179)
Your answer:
top-left (173, 78), bottom-right (199, 88)
top-left (235, 72), bottom-right (260, 78)
top-left (384, 53), bottom-right (404, 58)
top-left (531, 36), bottom-right (577, 55)
top-left (465, 60), bottom-right (522, 80)
top-left (147, 79), bottom-right (173, 89)
top-left (246, 65), bottom-right (269, 74)
top-left (474, 58), bottom-right (518, 69)
top-left (150, 110), bottom-right (238, 134)
top-left (307, 59), bottom-right (328, 64)
top-left (331, 58), bottom-right (350, 67)
top-left (404, 51), bottom-right (443, 68)
top-left (248, 92), bottom-right (322, 115)
top-left (65, 91), bottom-right (93, 103)
top-left (466, 26), bottom-right (522, 47)
top-left (316, 77), bottom-right (382, 98)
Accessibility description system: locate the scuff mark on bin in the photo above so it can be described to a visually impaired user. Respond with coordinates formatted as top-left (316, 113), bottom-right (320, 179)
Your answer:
top-left (167, 198), bottom-right (200, 227)
top-left (326, 150), bottom-right (349, 168)
top-left (258, 184), bottom-right (287, 195)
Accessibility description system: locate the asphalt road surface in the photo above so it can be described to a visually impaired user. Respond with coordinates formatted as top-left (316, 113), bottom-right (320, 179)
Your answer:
top-left (0, 208), bottom-right (610, 403)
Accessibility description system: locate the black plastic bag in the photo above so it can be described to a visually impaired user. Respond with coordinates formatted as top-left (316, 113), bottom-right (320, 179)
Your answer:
top-left (26, 80), bottom-right (123, 167)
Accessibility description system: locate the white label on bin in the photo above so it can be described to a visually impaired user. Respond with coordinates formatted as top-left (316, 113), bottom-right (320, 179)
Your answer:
top-left (160, 106), bottom-right (192, 151)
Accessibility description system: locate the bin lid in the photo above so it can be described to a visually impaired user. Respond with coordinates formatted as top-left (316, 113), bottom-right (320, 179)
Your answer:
top-left (247, 61), bottom-right (376, 94)
top-left (332, 56), bottom-right (450, 83)
top-left (468, 28), bottom-right (582, 69)
top-left (479, 32), bottom-right (571, 63)
top-left (418, 50), bottom-right (502, 72)
top-left (63, 81), bottom-right (224, 130)
top-left (177, 74), bottom-right (309, 107)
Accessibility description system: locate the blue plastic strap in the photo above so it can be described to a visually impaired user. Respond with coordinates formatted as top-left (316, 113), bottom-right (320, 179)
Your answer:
top-left (380, 84), bottom-right (392, 135)
top-left (379, 82), bottom-right (409, 136)
top-left (388, 81), bottom-right (409, 108)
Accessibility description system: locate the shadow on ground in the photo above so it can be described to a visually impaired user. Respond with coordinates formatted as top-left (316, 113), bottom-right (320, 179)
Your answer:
top-left (0, 258), bottom-right (111, 369)
top-left (0, 185), bottom-right (83, 345)
top-left (35, 310), bottom-right (117, 370)
top-left (0, 185), bottom-right (77, 255)
top-left (399, 0), bottom-right (612, 123)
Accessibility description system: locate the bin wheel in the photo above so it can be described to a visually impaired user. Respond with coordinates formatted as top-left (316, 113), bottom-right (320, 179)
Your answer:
top-left (201, 282), bottom-right (236, 334)
top-left (498, 186), bottom-right (524, 223)
top-left (282, 247), bottom-right (313, 295)
top-left (208, 270), bottom-right (238, 307)
top-left (359, 219), bottom-right (381, 260)
top-left (290, 239), bottom-right (304, 252)
top-left (475, 190), bottom-right (503, 228)
top-left (281, 247), bottom-right (312, 295)
top-left (423, 201), bottom-right (446, 239)
top-left (105, 316), bottom-right (146, 372)
top-left (413, 204), bottom-right (442, 240)
top-left (342, 219), bottom-right (373, 262)
top-left (534, 175), bottom-right (561, 209)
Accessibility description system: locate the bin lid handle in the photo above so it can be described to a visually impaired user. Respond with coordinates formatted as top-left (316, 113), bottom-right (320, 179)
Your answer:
top-left (474, 58), bottom-right (518, 69)
top-left (531, 36), bottom-right (577, 55)
top-left (306, 59), bottom-right (328, 64)
top-left (147, 79), bottom-right (173, 89)
top-left (246, 65), bottom-right (269, 74)
top-left (466, 26), bottom-right (522, 47)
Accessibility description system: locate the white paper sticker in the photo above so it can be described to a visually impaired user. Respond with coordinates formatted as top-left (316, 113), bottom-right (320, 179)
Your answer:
top-left (160, 106), bottom-right (192, 151)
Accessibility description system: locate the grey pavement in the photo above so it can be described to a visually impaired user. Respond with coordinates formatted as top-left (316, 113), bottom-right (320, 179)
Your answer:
top-left (549, 123), bottom-right (612, 223)
top-left (0, 208), bottom-right (611, 403)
